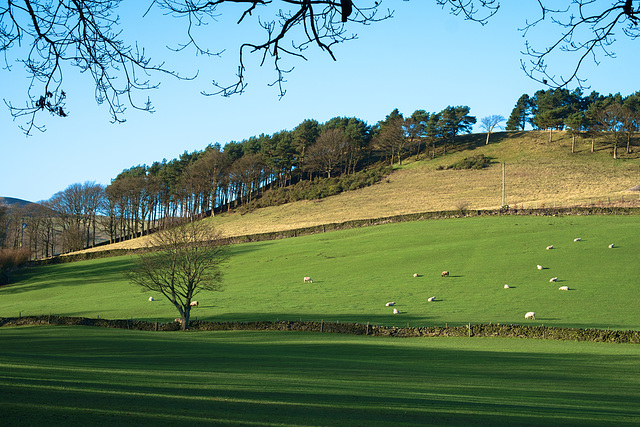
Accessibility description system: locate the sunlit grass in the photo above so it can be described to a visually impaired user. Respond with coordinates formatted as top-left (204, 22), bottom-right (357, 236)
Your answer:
top-left (3, 215), bottom-right (639, 330)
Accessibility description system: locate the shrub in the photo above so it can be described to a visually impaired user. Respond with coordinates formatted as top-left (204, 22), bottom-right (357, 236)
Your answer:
top-left (0, 248), bottom-right (31, 285)
top-left (441, 154), bottom-right (491, 170)
top-left (239, 165), bottom-right (393, 212)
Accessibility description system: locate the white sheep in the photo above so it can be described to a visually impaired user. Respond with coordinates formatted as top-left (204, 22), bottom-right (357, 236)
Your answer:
top-left (574, 238), bottom-right (581, 242)
top-left (385, 302), bottom-right (396, 307)
top-left (303, 276), bottom-right (313, 283)
top-left (504, 284), bottom-right (510, 289)
top-left (190, 301), bottom-right (199, 307)
top-left (174, 318), bottom-right (182, 323)
top-left (559, 286), bottom-right (569, 291)
top-left (546, 245), bottom-right (554, 250)
top-left (413, 273), bottom-right (419, 277)
top-left (441, 271), bottom-right (449, 277)
top-left (608, 244), bottom-right (615, 249)
top-left (148, 296), bottom-right (154, 301)
top-left (549, 277), bottom-right (558, 282)
top-left (525, 311), bottom-right (536, 320)
top-left (427, 296), bottom-right (436, 302)
top-left (537, 265), bottom-right (543, 270)
top-left (393, 308), bottom-right (399, 314)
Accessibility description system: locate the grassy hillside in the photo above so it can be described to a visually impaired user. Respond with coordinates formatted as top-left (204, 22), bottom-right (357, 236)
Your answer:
top-left (202, 131), bottom-right (640, 236)
top-left (1, 327), bottom-right (639, 426)
top-left (4, 215), bottom-right (639, 330)
top-left (78, 130), bottom-right (640, 253)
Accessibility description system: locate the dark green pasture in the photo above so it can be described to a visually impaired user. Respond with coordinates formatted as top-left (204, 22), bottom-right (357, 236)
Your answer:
top-left (0, 326), bottom-right (639, 426)
top-left (2, 215), bottom-right (639, 329)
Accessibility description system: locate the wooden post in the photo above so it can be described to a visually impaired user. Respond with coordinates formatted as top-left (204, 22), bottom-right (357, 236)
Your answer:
top-left (502, 163), bottom-right (506, 207)
top-left (321, 320), bottom-right (324, 333)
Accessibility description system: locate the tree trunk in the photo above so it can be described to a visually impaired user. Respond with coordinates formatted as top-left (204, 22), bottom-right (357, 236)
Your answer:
top-left (548, 128), bottom-right (553, 143)
top-left (627, 134), bottom-right (631, 154)
top-left (182, 309), bottom-right (190, 330)
top-left (571, 134), bottom-right (575, 153)
top-left (485, 132), bottom-right (490, 145)
top-left (591, 137), bottom-right (595, 153)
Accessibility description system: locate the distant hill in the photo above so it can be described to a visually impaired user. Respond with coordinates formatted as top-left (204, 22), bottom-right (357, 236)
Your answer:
top-left (0, 197), bottom-right (33, 208)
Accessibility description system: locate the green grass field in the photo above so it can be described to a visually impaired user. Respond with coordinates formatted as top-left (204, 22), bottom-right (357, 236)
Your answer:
top-left (3, 215), bottom-right (639, 330)
top-left (2, 215), bottom-right (640, 425)
top-left (1, 326), bottom-right (639, 426)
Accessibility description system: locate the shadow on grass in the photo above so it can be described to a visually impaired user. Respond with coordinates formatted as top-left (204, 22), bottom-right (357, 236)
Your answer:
top-left (2, 257), bottom-right (136, 294)
top-left (1, 327), bottom-right (638, 426)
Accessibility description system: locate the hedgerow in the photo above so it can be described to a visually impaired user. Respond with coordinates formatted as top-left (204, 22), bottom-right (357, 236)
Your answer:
top-left (1, 316), bottom-right (638, 343)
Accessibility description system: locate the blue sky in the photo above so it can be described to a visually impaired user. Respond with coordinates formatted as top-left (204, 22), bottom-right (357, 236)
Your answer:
top-left (2, 1), bottom-right (639, 202)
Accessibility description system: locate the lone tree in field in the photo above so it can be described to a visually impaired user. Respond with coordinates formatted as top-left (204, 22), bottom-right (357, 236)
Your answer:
top-left (126, 220), bottom-right (229, 330)
top-left (480, 115), bottom-right (505, 145)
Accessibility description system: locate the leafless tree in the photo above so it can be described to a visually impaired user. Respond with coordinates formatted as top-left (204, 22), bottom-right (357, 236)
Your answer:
top-left (480, 114), bottom-right (505, 144)
top-left (374, 115), bottom-right (410, 165)
top-left (595, 103), bottom-right (625, 159)
top-left (519, 1), bottom-right (640, 89)
top-left (306, 127), bottom-right (347, 177)
top-left (1, 1), bottom-right (390, 134)
top-left (125, 219), bottom-right (229, 330)
top-left (5, 1), bottom-right (638, 136)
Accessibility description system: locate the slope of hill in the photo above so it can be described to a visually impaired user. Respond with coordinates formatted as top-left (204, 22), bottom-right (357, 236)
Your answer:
top-left (0, 197), bottom-right (33, 208)
top-left (77, 130), bottom-right (640, 253)
top-left (203, 130), bottom-right (640, 236)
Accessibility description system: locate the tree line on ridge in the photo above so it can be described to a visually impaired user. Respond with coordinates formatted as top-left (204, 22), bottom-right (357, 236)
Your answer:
top-left (2, 88), bottom-right (639, 261)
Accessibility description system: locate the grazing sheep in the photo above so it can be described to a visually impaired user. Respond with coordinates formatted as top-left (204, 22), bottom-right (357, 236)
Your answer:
top-left (303, 276), bottom-right (313, 283)
top-left (393, 308), bottom-right (399, 314)
top-left (525, 311), bottom-right (536, 320)
top-left (148, 296), bottom-right (154, 301)
top-left (385, 302), bottom-right (396, 307)
top-left (574, 238), bottom-right (581, 242)
top-left (441, 271), bottom-right (449, 277)
top-left (504, 284), bottom-right (510, 289)
top-left (550, 277), bottom-right (558, 282)
top-left (609, 244), bottom-right (615, 248)
top-left (559, 286), bottom-right (569, 291)
top-left (546, 245), bottom-right (554, 250)
top-left (537, 265), bottom-right (543, 270)
top-left (174, 318), bottom-right (182, 323)
top-left (190, 301), bottom-right (199, 307)
top-left (413, 273), bottom-right (419, 277)
top-left (428, 296), bottom-right (436, 302)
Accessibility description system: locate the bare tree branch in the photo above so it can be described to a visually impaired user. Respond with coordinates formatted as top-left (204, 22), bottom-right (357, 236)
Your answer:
top-left (520, 0), bottom-right (640, 89)
top-left (1, 1), bottom-right (390, 134)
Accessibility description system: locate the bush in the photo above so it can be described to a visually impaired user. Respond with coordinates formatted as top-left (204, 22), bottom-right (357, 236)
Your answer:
top-left (441, 154), bottom-right (492, 170)
top-left (0, 248), bottom-right (31, 285)
top-left (239, 165), bottom-right (393, 212)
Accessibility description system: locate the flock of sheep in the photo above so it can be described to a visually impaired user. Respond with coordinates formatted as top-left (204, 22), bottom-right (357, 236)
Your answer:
top-left (145, 237), bottom-right (617, 324)
top-left (519, 238), bottom-right (616, 321)
top-left (341, 236), bottom-right (614, 320)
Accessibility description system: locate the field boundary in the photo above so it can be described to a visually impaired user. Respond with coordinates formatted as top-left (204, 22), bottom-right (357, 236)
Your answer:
top-left (37, 206), bottom-right (640, 265)
top-left (2, 315), bottom-right (638, 344)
